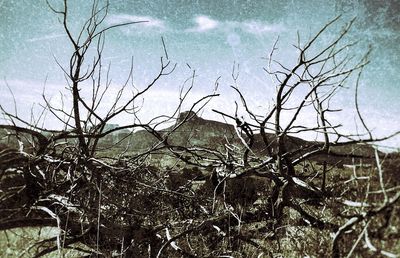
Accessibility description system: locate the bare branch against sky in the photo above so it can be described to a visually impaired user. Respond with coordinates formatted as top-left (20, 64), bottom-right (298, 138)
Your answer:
top-left (0, 0), bottom-right (399, 148)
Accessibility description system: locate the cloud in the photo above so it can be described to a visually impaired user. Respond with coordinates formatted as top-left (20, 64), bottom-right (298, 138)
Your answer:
top-left (241, 20), bottom-right (284, 34)
top-left (187, 15), bottom-right (219, 32)
top-left (186, 15), bottom-right (284, 35)
top-left (106, 14), bottom-right (165, 30)
top-left (27, 33), bottom-right (66, 42)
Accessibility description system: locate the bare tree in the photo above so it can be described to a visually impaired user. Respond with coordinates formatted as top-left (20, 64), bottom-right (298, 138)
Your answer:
top-left (207, 16), bottom-right (400, 257)
top-left (0, 3), bottom-right (399, 257)
top-left (0, 0), bottom-right (218, 256)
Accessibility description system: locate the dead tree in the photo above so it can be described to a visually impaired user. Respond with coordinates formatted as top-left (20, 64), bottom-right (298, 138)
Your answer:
top-left (208, 17), bottom-right (400, 257)
top-left (1, 3), bottom-right (399, 257)
top-left (0, 0), bottom-right (218, 257)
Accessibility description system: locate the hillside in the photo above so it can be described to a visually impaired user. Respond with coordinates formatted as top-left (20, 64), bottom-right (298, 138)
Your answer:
top-left (125, 111), bottom-right (238, 151)
top-left (121, 111), bottom-right (378, 165)
top-left (0, 111), bottom-right (380, 165)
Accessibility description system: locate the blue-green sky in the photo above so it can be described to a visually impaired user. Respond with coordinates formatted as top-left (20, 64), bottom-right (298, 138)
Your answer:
top-left (0, 0), bottom-right (399, 148)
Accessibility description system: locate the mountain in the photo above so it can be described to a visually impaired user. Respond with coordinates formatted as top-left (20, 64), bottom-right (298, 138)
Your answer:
top-left (124, 111), bottom-right (378, 164)
top-left (126, 111), bottom-right (239, 151)
top-left (0, 111), bottom-right (380, 165)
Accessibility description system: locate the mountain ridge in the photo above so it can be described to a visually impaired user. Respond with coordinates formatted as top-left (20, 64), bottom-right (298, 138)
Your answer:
top-left (124, 111), bottom-right (378, 164)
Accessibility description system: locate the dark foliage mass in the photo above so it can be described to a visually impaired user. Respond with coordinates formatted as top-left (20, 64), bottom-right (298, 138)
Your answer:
top-left (0, 1), bottom-right (399, 257)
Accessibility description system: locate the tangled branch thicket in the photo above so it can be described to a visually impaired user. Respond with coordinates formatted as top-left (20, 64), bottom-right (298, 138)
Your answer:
top-left (0, 1), bottom-right (399, 257)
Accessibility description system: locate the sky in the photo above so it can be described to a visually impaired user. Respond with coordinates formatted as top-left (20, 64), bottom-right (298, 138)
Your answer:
top-left (0, 0), bottom-right (399, 149)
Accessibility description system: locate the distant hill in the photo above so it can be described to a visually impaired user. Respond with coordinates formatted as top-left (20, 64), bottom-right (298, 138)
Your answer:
top-left (125, 111), bottom-right (239, 151)
top-left (123, 111), bottom-right (379, 164)
top-left (0, 111), bottom-right (381, 165)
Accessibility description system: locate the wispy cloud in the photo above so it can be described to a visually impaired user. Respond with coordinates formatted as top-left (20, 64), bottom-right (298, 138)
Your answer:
top-left (27, 33), bottom-right (66, 42)
top-left (106, 14), bottom-right (165, 30)
top-left (187, 15), bottom-right (219, 32)
top-left (241, 20), bottom-right (284, 34)
top-left (186, 15), bottom-right (284, 35)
